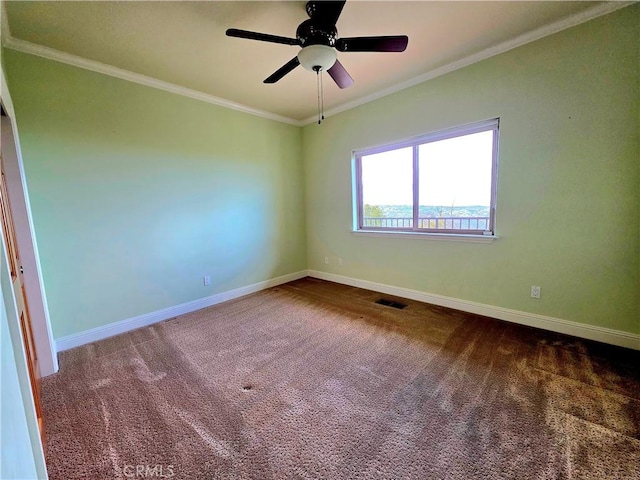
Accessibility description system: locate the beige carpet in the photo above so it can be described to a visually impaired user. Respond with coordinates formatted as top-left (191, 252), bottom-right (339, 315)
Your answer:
top-left (42, 277), bottom-right (640, 479)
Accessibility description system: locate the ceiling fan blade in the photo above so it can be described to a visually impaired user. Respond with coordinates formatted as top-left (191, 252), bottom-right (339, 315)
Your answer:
top-left (307, 1), bottom-right (346, 25)
top-left (336, 35), bottom-right (408, 52)
top-left (264, 57), bottom-right (301, 84)
top-left (226, 28), bottom-right (300, 46)
top-left (327, 59), bottom-right (354, 89)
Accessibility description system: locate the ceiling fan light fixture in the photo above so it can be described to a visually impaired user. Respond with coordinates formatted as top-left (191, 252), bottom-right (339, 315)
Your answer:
top-left (297, 45), bottom-right (336, 72)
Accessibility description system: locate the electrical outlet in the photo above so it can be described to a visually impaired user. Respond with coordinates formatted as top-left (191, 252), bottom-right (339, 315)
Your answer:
top-left (203, 275), bottom-right (211, 286)
top-left (324, 256), bottom-right (329, 264)
top-left (530, 285), bottom-right (541, 299)
top-left (338, 258), bottom-right (343, 266)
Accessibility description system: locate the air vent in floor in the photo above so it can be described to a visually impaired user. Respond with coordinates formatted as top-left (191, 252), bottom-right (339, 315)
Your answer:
top-left (375, 298), bottom-right (408, 309)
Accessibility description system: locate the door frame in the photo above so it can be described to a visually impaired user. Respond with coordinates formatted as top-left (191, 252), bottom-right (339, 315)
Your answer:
top-left (1, 63), bottom-right (50, 478)
top-left (1, 70), bottom-right (57, 377)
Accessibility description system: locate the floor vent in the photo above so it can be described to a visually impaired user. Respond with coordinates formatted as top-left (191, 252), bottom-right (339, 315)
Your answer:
top-left (375, 298), bottom-right (408, 309)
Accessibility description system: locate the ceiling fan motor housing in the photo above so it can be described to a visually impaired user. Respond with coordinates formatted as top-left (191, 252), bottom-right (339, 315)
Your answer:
top-left (296, 19), bottom-right (337, 47)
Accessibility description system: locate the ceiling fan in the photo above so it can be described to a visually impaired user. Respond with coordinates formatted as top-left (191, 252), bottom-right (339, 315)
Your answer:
top-left (226, 0), bottom-right (409, 89)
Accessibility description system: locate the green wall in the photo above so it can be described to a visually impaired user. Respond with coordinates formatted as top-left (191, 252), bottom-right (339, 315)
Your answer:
top-left (303, 7), bottom-right (639, 335)
top-left (3, 6), bottom-right (639, 341)
top-left (4, 50), bottom-right (306, 339)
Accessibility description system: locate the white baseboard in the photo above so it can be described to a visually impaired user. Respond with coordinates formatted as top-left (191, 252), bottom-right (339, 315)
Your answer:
top-left (307, 270), bottom-right (640, 350)
top-left (55, 270), bottom-right (308, 352)
top-left (56, 269), bottom-right (639, 352)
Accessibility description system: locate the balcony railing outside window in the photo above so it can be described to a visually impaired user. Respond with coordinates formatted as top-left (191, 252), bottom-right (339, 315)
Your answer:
top-left (363, 216), bottom-right (490, 231)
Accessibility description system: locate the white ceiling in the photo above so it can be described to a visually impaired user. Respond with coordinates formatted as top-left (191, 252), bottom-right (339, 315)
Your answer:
top-left (1, 1), bottom-right (628, 124)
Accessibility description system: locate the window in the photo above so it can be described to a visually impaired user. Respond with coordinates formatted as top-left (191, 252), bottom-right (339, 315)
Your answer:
top-left (354, 119), bottom-right (499, 236)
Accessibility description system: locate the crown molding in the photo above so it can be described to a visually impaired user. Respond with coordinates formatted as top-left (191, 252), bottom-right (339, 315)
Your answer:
top-left (301, 1), bottom-right (636, 125)
top-left (1, 1), bottom-right (634, 127)
top-left (2, 35), bottom-right (304, 127)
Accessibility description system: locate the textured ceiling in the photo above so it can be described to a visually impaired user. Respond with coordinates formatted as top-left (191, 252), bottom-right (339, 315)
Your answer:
top-left (2, 1), bottom-right (618, 123)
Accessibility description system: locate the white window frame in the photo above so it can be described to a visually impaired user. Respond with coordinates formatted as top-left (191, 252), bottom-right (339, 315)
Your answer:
top-left (353, 118), bottom-right (499, 239)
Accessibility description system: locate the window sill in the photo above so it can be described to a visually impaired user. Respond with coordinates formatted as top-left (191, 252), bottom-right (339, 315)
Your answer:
top-left (352, 230), bottom-right (498, 243)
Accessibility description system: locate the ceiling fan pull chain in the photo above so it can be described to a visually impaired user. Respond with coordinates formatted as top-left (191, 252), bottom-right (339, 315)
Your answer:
top-left (320, 70), bottom-right (325, 122)
top-left (316, 67), bottom-right (322, 124)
